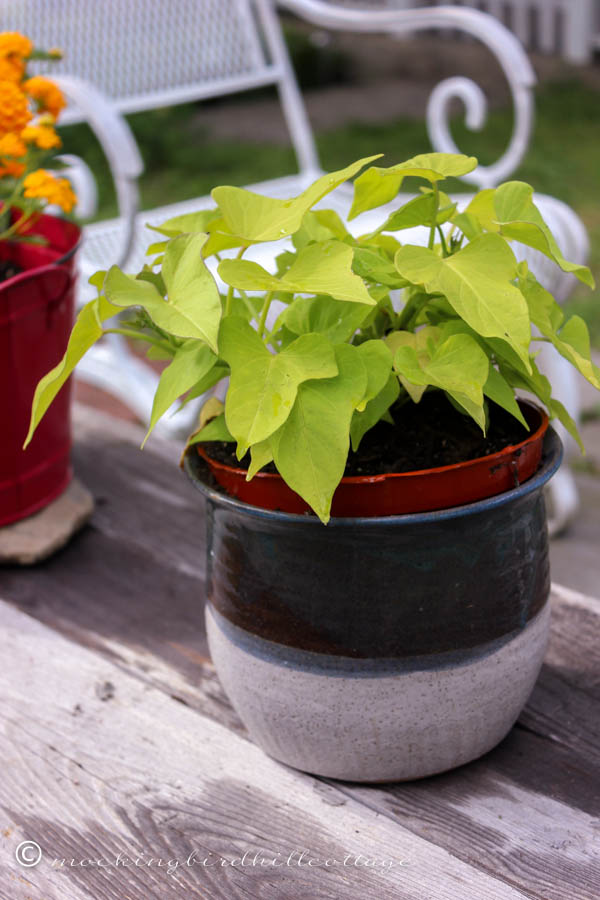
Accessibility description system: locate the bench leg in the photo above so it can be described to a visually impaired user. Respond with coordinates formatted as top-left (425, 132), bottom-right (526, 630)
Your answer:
top-left (535, 341), bottom-right (582, 536)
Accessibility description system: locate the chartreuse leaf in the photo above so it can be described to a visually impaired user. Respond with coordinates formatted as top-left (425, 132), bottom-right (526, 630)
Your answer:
top-left (350, 373), bottom-right (400, 451)
top-left (394, 234), bottom-right (532, 371)
top-left (89, 270), bottom-right (107, 293)
top-left (518, 270), bottom-right (600, 390)
top-left (220, 317), bottom-right (338, 454)
top-left (554, 317), bottom-right (600, 389)
top-left (292, 208), bottom-right (350, 249)
top-left (393, 333), bottom-right (489, 430)
top-left (494, 182), bottom-right (594, 287)
top-left (436, 190), bottom-right (457, 225)
top-left (350, 153), bottom-right (477, 219)
top-left (375, 191), bottom-right (437, 234)
top-left (283, 242), bottom-right (375, 304)
top-left (483, 365), bottom-right (528, 429)
top-left (282, 295), bottom-right (372, 343)
top-left (499, 357), bottom-right (583, 452)
top-left (147, 208), bottom-right (220, 238)
top-left (218, 259), bottom-right (280, 293)
top-left (184, 399), bottom-right (234, 455)
top-left (142, 341), bottom-right (217, 447)
top-left (192, 414), bottom-right (233, 443)
top-left (24, 295), bottom-right (120, 447)
top-left (202, 217), bottom-right (253, 256)
top-left (452, 189), bottom-right (498, 240)
top-left (352, 246), bottom-right (408, 289)
top-left (434, 319), bottom-right (528, 429)
top-left (270, 344), bottom-right (368, 523)
top-left (385, 328), bottom-right (441, 402)
top-left (177, 364), bottom-right (229, 412)
top-left (247, 441), bottom-right (273, 480)
top-left (104, 234), bottom-right (221, 351)
top-left (212, 155), bottom-right (381, 242)
top-left (219, 241), bottom-right (375, 306)
top-left (161, 233), bottom-right (222, 348)
top-left (355, 340), bottom-right (393, 411)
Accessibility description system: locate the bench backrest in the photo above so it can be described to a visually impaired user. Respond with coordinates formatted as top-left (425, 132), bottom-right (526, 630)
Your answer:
top-left (1, 0), bottom-right (320, 172)
top-left (0, 0), bottom-right (542, 190)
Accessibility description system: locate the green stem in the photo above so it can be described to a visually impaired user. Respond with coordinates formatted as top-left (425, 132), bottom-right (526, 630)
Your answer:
top-left (0, 210), bottom-right (35, 243)
top-left (258, 291), bottom-right (274, 339)
top-left (427, 183), bottom-right (440, 251)
top-left (102, 328), bottom-right (173, 354)
top-left (436, 225), bottom-right (450, 258)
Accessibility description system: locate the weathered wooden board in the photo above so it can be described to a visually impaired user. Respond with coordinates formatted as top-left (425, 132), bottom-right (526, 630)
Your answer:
top-left (1, 406), bottom-right (599, 899)
top-left (0, 600), bottom-right (534, 900)
top-left (0, 406), bottom-right (212, 685)
top-left (325, 585), bottom-right (600, 900)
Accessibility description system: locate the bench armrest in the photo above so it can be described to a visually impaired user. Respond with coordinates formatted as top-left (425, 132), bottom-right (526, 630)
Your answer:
top-left (275, 0), bottom-right (536, 188)
top-left (55, 74), bottom-right (144, 267)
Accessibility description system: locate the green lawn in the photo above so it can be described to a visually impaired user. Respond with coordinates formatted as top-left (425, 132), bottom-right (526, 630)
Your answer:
top-left (59, 78), bottom-right (600, 344)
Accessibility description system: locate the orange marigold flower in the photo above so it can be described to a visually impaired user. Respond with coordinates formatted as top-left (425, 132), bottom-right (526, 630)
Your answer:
top-left (0, 80), bottom-right (32, 135)
top-left (0, 159), bottom-right (25, 177)
top-left (23, 169), bottom-right (76, 213)
top-left (24, 76), bottom-right (65, 120)
top-left (0, 55), bottom-right (25, 83)
top-left (0, 132), bottom-right (26, 157)
top-left (0, 32), bottom-right (33, 59)
top-left (21, 123), bottom-right (61, 150)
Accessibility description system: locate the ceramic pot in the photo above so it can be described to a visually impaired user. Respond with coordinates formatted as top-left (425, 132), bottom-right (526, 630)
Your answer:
top-left (0, 213), bottom-right (80, 526)
top-left (184, 428), bottom-right (562, 782)
top-left (198, 400), bottom-right (548, 517)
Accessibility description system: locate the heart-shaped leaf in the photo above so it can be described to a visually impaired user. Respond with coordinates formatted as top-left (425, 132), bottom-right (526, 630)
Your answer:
top-left (495, 182), bottom-right (594, 287)
top-left (395, 234), bottom-right (532, 371)
top-left (282, 294), bottom-right (372, 343)
top-left (518, 269), bottom-right (600, 390)
top-left (220, 240), bottom-right (376, 305)
top-left (105, 234), bottom-right (222, 351)
top-left (350, 153), bottom-right (477, 219)
top-left (213, 155), bottom-right (381, 242)
top-left (269, 343), bottom-right (368, 523)
top-left (219, 317), bottom-right (338, 453)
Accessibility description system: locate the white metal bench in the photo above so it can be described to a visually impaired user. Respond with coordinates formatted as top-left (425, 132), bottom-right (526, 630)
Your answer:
top-left (3, 0), bottom-right (591, 531)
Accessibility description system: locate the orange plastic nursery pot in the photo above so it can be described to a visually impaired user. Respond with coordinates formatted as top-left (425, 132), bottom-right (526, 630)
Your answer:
top-left (0, 213), bottom-right (80, 527)
top-left (197, 400), bottom-right (549, 518)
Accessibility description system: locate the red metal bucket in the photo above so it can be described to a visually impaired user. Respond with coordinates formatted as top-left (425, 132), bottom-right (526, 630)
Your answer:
top-left (0, 213), bottom-right (80, 526)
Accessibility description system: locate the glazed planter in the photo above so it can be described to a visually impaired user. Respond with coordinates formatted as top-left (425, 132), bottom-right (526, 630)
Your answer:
top-left (184, 426), bottom-right (562, 782)
top-left (0, 213), bottom-right (80, 526)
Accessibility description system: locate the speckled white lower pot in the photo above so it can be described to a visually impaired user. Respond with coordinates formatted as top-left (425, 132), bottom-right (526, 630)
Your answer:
top-left (206, 601), bottom-right (550, 782)
top-left (185, 429), bottom-right (562, 782)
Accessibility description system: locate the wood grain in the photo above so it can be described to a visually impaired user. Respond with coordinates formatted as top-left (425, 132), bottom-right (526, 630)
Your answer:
top-left (0, 601), bottom-right (532, 900)
top-left (1, 406), bottom-right (599, 899)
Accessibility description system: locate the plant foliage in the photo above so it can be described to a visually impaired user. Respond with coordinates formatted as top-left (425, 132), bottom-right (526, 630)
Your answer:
top-left (26, 152), bottom-right (598, 522)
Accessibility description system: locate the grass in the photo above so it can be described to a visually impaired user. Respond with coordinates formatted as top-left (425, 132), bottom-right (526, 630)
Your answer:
top-left (58, 78), bottom-right (600, 344)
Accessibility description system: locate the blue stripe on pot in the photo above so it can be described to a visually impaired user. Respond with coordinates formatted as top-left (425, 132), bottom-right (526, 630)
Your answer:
top-left (208, 602), bottom-right (545, 676)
